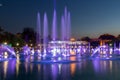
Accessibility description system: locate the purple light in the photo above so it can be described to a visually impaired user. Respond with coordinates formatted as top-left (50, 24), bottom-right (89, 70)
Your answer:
top-left (0, 44), bottom-right (16, 57)
top-left (64, 7), bottom-right (67, 40)
top-left (67, 12), bottom-right (71, 40)
top-left (36, 12), bottom-right (41, 44)
top-left (22, 46), bottom-right (30, 55)
top-left (52, 9), bottom-right (57, 41)
top-left (43, 13), bottom-right (48, 54)
top-left (61, 15), bottom-right (65, 40)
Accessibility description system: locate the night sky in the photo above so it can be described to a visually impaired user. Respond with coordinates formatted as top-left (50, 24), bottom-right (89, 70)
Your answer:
top-left (0, 0), bottom-right (120, 38)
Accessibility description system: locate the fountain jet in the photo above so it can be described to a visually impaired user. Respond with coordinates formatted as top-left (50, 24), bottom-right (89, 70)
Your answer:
top-left (52, 9), bottom-right (57, 41)
top-left (36, 12), bottom-right (41, 44)
top-left (43, 13), bottom-right (48, 53)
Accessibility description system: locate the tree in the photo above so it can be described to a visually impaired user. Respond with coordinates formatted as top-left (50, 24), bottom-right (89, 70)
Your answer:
top-left (22, 27), bottom-right (36, 46)
top-left (99, 34), bottom-right (116, 40)
top-left (81, 36), bottom-right (91, 42)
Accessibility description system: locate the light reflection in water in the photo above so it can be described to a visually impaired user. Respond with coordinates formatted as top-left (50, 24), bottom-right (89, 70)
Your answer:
top-left (10, 60), bottom-right (16, 75)
top-left (70, 63), bottom-right (76, 75)
top-left (2, 58), bottom-right (120, 80)
top-left (16, 54), bottom-right (20, 76)
top-left (30, 56), bottom-right (34, 62)
top-left (51, 64), bottom-right (58, 80)
top-left (30, 63), bottom-right (33, 73)
top-left (103, 61), bottom-right (107, 71)
top-left (93, 60), bottom-right (106, 73)
top-left (58, 64), bottom-right (62, 74)
top-left (25, 62), bottom-right (28, 73)
top-left (16, 60), bottom-right (20, 76)
top-left (109, 61), bottom-right (113, 73)
top-left (70, 57), bottom-right (76, 75)
top-left (93, 60), bottom-right (113, 74)
top-left (3, 61), bottom-right (8, 79)
top-left (38, 64), bottom-right (41, 72)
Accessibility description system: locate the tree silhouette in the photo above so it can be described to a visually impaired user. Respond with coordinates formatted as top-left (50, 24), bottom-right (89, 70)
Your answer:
top-left (22, 27), bottom-right (36, 46)
top-left (81, 36), bottom-right (91, 42)
top-left (99, 34), bottom-right (116, 40)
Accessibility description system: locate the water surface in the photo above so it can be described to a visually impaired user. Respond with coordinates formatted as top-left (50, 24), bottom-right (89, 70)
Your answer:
top-left (0, 57), bottom-right (120, 80)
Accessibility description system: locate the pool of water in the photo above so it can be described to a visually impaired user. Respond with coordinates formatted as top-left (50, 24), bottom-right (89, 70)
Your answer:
top-left (0, 57), bottom-right (120, 80)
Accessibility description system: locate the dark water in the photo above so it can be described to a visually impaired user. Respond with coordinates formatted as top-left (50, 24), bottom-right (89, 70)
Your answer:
top-left (0, 57), bottom-right (120, 80)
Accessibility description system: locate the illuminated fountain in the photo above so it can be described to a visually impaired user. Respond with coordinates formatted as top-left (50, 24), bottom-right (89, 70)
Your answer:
top-left (21, 45), bottom-right (31, 56)
top-left (91, 43), bottom-right (120, 59)
top-left (52, 9), bottom-right (57, 41)
top-left (17, 7), bottom-right (91, 63)
top-left (35, 7), bottom-right (78, 57)
top-left (48, 41), bottom-right (90, 57)
top-left (36, 12), bottom-right (41, 45)
top-left (0, 44), bottom-right (16, 60)
top-left (18, 6), bottom-right (120, 62)
top-left (43, 13), bottom-right (48, 56)
top-left (18, 7), bottom-right (120, 61)
top-left (61, 7), bottom-right (71, 40)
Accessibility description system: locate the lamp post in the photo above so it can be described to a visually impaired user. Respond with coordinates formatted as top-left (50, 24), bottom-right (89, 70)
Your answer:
top-left (4, 42), bottom-right (7, 45)
top-left (16, 43), bottom-right (19, 46)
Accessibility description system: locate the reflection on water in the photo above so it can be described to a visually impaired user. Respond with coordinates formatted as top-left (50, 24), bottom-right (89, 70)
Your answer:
top-left (37, 64), bottom-right (40, 72)
top-left (30, 63), bottom-right (33, 73)
top-left (3, 61), bottom-right (8, 79)
top-left (25, 62), bottom-right (28, 74)
top-left (58, 64), bottom-right (62, 74)
top-left (70, 57), bottom-right (76, 75)
top-left (16, 59), bottom-right (20, 76)
top-left (51, 64), bottom-right (58, 80)
top-left (70, 63), bottom-right (76, 75)
top-left (93, 60), bottom-right (114, 74)
top-left (1, 58), bottom-right (120, 80)
top-left (110, 61), bottom-right (112, 71)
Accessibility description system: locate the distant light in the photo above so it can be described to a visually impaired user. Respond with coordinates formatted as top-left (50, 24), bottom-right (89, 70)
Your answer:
top-left (30, 44), bottom-right (33, 46)
top-left (16, 43), bottom-right (19, 46)
top-left (4, 42), bottom-right (7, 45)
top-left (70, 38), bottom-right (75, 42)
top-left (109, 44), bottom-right (112, 46)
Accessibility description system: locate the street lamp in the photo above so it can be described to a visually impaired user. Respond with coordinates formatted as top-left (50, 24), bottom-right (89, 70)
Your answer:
top-left (4, 42), bottom-right (7, 45)
top-left (16, 43), bottom-right (19, 46)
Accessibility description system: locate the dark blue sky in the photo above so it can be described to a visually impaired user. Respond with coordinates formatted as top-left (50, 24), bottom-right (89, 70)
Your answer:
top-left (0, 0), bottom-right (120, 38)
